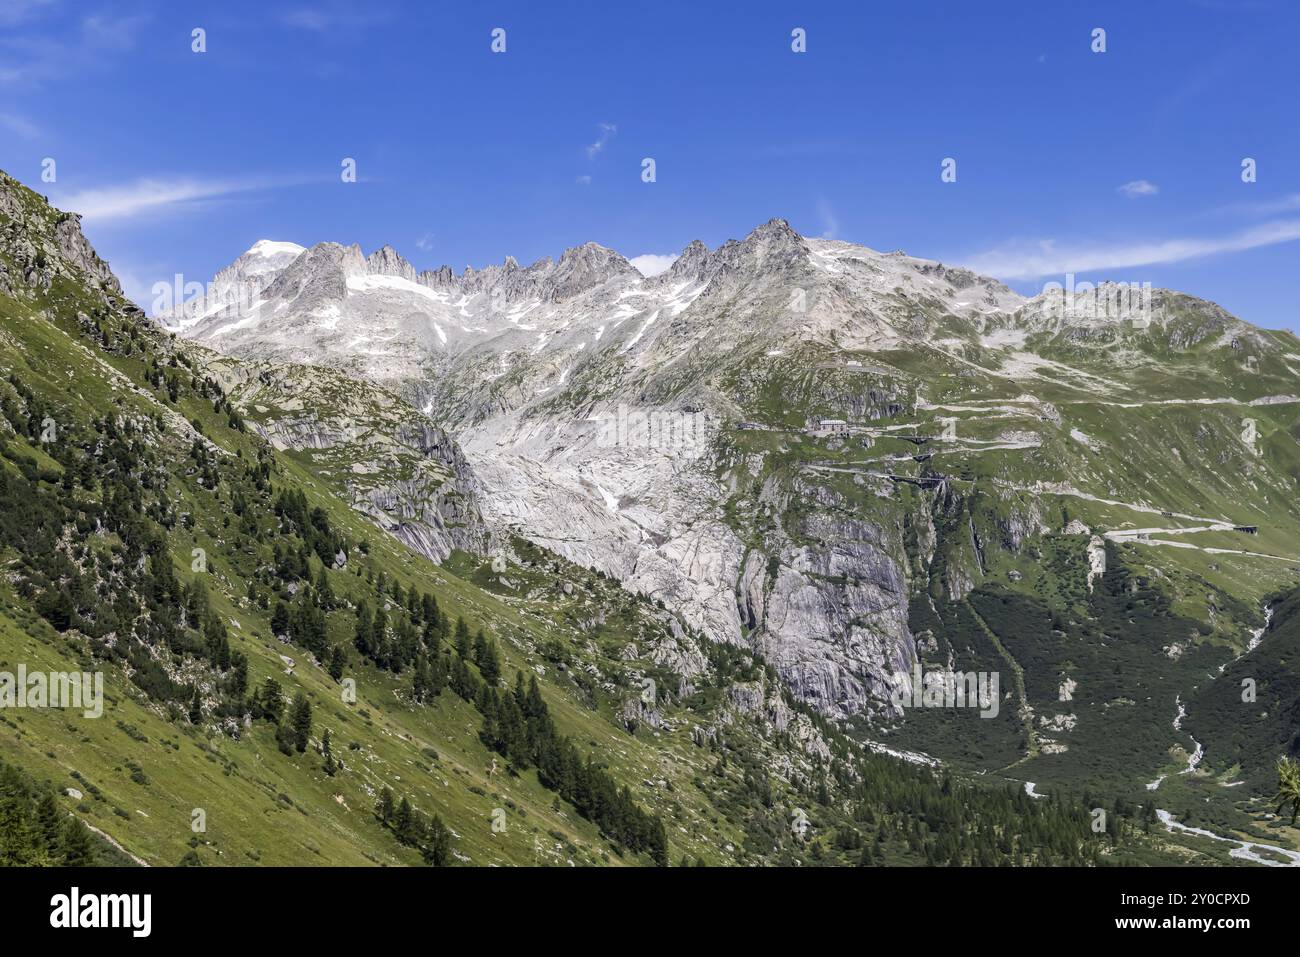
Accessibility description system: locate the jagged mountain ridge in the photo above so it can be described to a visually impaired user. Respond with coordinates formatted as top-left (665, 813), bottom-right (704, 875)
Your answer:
top-left (170, 218), bottom-right (1283, 417)
top-left (171, 218), bottom-right (1300, 727)
top-left (177, 219), bottom-right (1026, 379)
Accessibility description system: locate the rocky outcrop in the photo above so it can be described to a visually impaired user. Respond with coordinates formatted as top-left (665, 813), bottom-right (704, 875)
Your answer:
top-left (751, 508), bottom-right (915, 719)
top-left (0, 171), bottom-right (122, 302)
top-left (723, 676), bottom-right (832, 762)
top-left (205, 357), bottom-right (495, 564)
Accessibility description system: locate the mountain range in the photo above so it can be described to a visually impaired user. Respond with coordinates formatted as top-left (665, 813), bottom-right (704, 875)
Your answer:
top-left (2, 166), bottom-right (1299, 867)
top-left (169, 218), bottom-right (1300, 723)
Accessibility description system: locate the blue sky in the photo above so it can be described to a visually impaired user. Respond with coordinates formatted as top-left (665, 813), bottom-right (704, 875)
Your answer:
top-left (1, 0), bottom-right (1297, 329)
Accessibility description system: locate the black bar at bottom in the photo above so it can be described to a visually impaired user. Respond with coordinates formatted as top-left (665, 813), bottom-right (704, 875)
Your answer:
top-left (0, 864), bottom-right (1281, 943)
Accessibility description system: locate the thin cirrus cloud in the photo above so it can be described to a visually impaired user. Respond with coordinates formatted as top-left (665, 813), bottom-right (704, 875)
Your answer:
top-left (964, 218), bottom-right (1300, 280)
top-left (816, 198), bottom-right (840, 239)
top-left (1216, 192), bottom-right (1300, 217)
top-left (1118, 179), bottom-right (1159, 198)
top-left (49, 177), bottom-right (274, 224)
top-left (0, 12), bottom-right (149, 86)
top-left (585, 123), bottom-right (617, 160)
top-left (0, 112), bottom-right (40, 138)
top-left (280, 5), bottom-right (391, 31)
top-left (576, 123), bottom-right (617, 184)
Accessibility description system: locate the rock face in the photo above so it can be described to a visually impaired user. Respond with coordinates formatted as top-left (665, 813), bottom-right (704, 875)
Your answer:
top-left (203, 356), bottom-right (494, 563)
top-left (366, 244), bottom-right (417, 282)
top-left (1086, 536), bottom-right (1107, 592)
top-left (722, 675), bottom-right (832, 762)
top-left (166, 217), bottom-right (1300, 720)
top-left (759, 511), bottom-right (914, 716)
top-left (0, 172), bottom-right (122, 302)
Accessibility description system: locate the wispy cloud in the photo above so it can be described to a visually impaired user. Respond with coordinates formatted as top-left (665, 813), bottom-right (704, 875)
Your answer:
top-left (50, 177), bottom-right (270, 223)
top-left (281, 6), bottom-right (388, 31)
top-left (80, 13), bottom-right (145, 50)
top-left (629, 253), bottom-right (676, 277)
top-left (1118, 179), bottom-right (1159, 198)
top-left (0, 111), bottom-right (39, 138)
top-left (415, 232), bottom-right (433, 252)
top-left (0, 0), bottom-right (54, 26)
top-left (0, 12), bottom-right (149, 86)
top-left (1216, 192), bottom-right (1300, 218)
top-left (575, 174), bottom-right (592, 186)
top-left (585, 123), bottom-right (617, 160)
top-left (816, 198), bottom-right (840, 239)
top-left (965, 218), bottom-right (1300, 280)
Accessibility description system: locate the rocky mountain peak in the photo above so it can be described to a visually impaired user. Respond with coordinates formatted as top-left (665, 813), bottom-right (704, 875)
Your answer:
top-left (741, 217), bottom-right (808, 260)
top-left (420, 264), bottom-right (455, 288)
top-left (546, 242), bottom-right (638, 301)
top-left (247, 239), bottom-right (306, 259)
top-left (749, 216), bottom-right (800, 241)
top-left (684, 217), bottom-right (810, 288)
top-left (155, 239), bottom-right (306, 329)
top-left (366, 244), bottom-right (417, 281)
top-left (667, 239), bottom-right (711, 282)
top-left (222, 240), bottom-right (305, 279)
top-left (257, 241), bottom-right (362, 305)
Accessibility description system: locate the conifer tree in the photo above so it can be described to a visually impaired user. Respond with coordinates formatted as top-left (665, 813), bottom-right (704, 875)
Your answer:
top-left (423, 814), bottom-right (451, 866)
top-left (477, 635), bottom-right (501, 684)
top-left (316, 564), bottom-right (334, 609)
top-left (454, 617), bottom-right (472, 659)
top-left (413, 655), bottom-right (429, 702)
top-left (376, 787), bottom-right (395, 824)
top-left (354, 603), bottom-right (372, 656)
top-left (259, 677), bottom-right (284, 722)
top-left (34, 791), bottom-right (62, 851)
top-left (371, 606), bottom-right (389, 665)
top-left (270, 601), bottom-right (290, 637)
top-left (290, 693), bottom-right (313, 753)
top-left (322, 729), bottom-right (337, 776)
top-left (60, 816), bottom-right (95, 866)
top-left (395, 796), bottom-right (416, 844)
